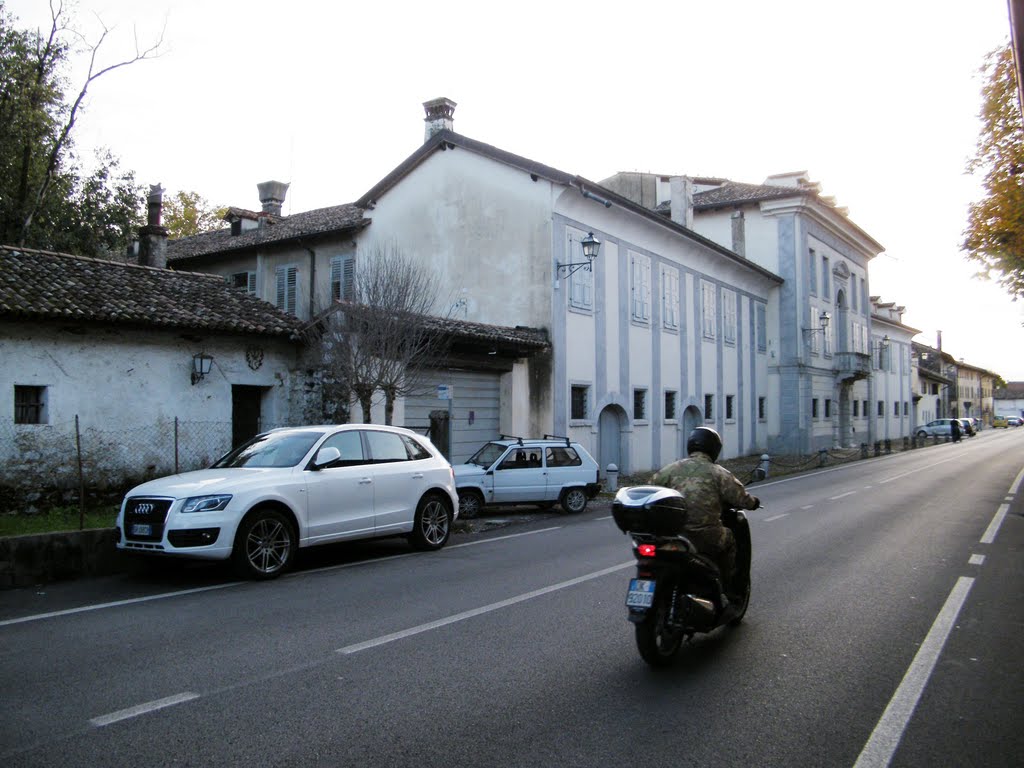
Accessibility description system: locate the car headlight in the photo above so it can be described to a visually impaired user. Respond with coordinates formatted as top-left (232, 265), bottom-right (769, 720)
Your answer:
top-left (181, 494), bottom-right (233, 513)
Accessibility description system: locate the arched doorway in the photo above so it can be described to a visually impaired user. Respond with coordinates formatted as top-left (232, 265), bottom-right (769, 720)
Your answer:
top-left (598, 405), bottom-right (627, 478)
top-left (681, 405), bottom-right (703, 456)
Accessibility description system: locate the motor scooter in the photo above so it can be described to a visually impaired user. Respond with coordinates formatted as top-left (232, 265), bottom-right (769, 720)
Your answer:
top-left (612, 485), bottom-right (753, 667)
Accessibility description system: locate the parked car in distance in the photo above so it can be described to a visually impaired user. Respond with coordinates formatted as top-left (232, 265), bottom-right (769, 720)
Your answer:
top-left (958, 418), bottom-right (976, 437)
top-left (117, 424), bottom-right (458, 579)
top-left (1009, 416), bottom-right (1023, 426)
top-left (992, 415), bottom-right (1009, 428)
top-left (453, 435), bottom-right (601, 517)
top-left (915, 418), bottom-right (961, 438)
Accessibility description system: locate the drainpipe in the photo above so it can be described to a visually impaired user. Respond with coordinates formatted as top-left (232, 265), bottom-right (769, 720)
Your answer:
top-left (304, 245), bottom-right (316, 318)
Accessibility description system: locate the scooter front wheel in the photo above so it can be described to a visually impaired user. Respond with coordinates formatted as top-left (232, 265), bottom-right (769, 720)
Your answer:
top-left (635, 585), bottom-right (684, 667)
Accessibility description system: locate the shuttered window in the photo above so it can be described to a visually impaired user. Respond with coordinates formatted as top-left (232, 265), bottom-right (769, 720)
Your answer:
top-left (330, 255), bottom-right (355, 302)
top-left (630, 253), bottom-right (651, 322)
top-left (275, 265), bottom-right (298, 315)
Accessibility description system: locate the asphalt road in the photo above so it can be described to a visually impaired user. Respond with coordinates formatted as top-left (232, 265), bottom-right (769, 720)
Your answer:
top-left (0, 430), bottom-right (1021, 767)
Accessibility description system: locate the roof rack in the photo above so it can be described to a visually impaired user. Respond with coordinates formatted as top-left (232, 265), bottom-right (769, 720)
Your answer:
top-left (544, 434), bottom-right (571, 446)
top-left (500, 434), bottom-right (525, 445)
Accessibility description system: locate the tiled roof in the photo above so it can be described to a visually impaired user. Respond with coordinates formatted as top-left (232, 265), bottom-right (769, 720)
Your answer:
top-left (310, 302), bottom-right (549, 354)
top-left (651, 181), bottom-right (804, 215)
top-left (167, 203), bottom-right (369, 262)
top-left (0, 245), bottom-right (305, 339)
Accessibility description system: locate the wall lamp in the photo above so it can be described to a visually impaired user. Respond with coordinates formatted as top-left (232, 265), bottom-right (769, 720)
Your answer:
top-left (191, 352), bottom-right (214, 385)
top-left (876, 334), bottom-right (890, 350)
top-left (802, 311), bottom-right (831, 338)
top-left (556, 232), bottom-right (601, 279)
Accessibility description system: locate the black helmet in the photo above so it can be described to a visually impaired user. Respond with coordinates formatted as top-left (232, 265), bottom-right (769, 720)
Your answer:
top-left (687, 426), bottom-right (722, 462)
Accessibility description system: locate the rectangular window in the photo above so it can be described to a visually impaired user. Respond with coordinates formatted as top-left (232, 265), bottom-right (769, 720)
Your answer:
top-left (860, 277), bottom-right (868, 315)
top-left (702, 281), bottom-right (717, 340)
top-left (851, 275), bottom-right (859, 312)
top-left (661, 265), bottom-right (679, 329)
top-left (330, 255), bottom-right (355, 303)
top-left (664, 390), bottom-right (677, 421)
top-left (14, 385), bottom-right (47, 424)
top-left (704, 394), bottom-right (714, 421)
top-left (904, 401), bottom-right (909, 416)
top-left (570, 385), bottom-right (589, 421)
top-left (877, 400), bottom-right (884, 417)
top-left (825, 399), bottom-right (832, 418)
top-left (853, 400), bottom-right (860, 418)
top-left (822, 255), bottom-right (831, 298)
top-left (863, 400), bottom-right (869, 418)
top-left (275, 265), bottom-right (298, 315)
top-left (756, 303), bottom-right (767, 353)
top-left (230, 271), bottom-right (256, 295)
top-left (758, 396), bottom-right (766, 420)
top-left (812, 398), bottom-right (819, 419)
top-left (630, 253), bottom-right (651, 322)
top-left (726, 395), bottom-right (735, 421)
top-left (808, 249), bottom-right (817, 296)
top-left (894, 401), bottom-right (900, 417)
top-left (723, 289), bottom-right (737, 345)
top-left (633, 388), bottom-right (648, 421)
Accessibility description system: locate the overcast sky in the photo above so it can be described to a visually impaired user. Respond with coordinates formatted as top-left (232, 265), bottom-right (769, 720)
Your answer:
top-left (10, 0), bottom-right (1024, 379)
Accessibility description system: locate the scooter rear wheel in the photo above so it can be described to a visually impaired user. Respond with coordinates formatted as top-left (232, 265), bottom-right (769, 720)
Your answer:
top-left (728, 574), bottom-right (751, 626)
top-left (635, 587), bottom-right (684, 667)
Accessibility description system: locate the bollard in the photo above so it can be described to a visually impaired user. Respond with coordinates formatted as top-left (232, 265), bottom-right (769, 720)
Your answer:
top-left (874, 441), bottom-right (881, 457)
top-left (884, 439), bottom-right (892, 454)
top-left (752, 453), bottom-right (771, 481)
top-left (605, 463), bottom-right (619, 493)
top-left (902, 437), bottom-right (909, 451)
top-left (818, 448), bottom-right (828, 467)
top-left (860, 442), bottom-right (868, 459)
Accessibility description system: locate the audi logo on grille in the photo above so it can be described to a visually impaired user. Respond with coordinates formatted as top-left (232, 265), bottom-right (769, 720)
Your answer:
top-left (135, 503), bottom-right (155, 514)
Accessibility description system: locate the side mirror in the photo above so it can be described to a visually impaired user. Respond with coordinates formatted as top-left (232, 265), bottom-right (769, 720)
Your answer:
top-left (311, 446), bottom-right (341, 470)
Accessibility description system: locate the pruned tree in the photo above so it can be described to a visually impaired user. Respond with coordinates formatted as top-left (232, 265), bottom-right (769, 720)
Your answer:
top-left (317, 243), bottom-right (452, 425)
top-left (963, 43), bottom-right (1024, 299)
top-left (0, 0), bottom-right (163, 254)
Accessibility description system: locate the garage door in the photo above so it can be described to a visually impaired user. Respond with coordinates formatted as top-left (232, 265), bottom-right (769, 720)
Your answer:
top-left (403, 369), bottom-right (501, 463)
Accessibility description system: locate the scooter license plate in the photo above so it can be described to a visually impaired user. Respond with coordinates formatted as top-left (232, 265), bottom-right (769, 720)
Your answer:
top-left (626, 579), bottom-right (655, 608)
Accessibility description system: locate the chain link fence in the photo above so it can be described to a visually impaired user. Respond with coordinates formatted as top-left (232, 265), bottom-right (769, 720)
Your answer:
top-left (0, 416), bottom-right (284, 515)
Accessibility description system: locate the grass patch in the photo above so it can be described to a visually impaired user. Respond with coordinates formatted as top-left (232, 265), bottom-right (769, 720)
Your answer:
top-left (0, 507), bottom-right (119, 537)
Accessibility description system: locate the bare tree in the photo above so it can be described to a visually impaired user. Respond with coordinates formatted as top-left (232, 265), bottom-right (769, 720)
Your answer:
top-left (317, 243), bottom-right (453, 424)
top-left (9, 0), bottom-right (164, 244)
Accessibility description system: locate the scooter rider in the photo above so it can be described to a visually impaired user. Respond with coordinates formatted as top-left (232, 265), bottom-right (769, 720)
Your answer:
top-left (649, 427), bottom-right (760, 591)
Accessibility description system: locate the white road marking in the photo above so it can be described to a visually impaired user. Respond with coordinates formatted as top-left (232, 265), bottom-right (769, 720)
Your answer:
top-left (968, 554), bottom-right (985, 566)
top-left (764, 514), bottom-right (788, 522)
top-left (801, 505), bottom-right (814, 510)
top-left (90, 692), bottom-right (199, 727)
top-left (853, 576), bottom-right (974, 768)
top-left (0, 583), bottom-right (240, 628)
top-left (448, 527), bottom-right (562, 549)
top-left (336, 561), bottom-right (634, 655)
top-left (1010, 465), bottom-right (1024, 494)
top-left (829, 491), bottom-right (856, 501)
top-left (980, 504), bottom-right (1009, 545)
top-left (877, 454), bottom-right (961, 484)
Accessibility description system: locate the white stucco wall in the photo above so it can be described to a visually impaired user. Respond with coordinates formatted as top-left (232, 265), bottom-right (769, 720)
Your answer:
top-left (1, 322), bottom-right (300, 493)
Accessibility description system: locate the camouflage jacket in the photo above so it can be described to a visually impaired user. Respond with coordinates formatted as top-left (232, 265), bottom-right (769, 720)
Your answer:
top-left (649, 452), bottom-right (758, 531)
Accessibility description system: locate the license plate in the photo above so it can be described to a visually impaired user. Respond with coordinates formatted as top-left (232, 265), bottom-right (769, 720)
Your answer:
top-left (626, 578), bottom-right (655, 608)
top-left (130, 523), bottom-right (152, 537)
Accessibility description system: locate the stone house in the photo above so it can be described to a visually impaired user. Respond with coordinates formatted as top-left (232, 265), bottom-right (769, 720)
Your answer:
top-left (0, 235), bottom-right (305, 510)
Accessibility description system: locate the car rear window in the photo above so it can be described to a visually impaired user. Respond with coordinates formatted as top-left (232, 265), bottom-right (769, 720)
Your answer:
top-left (546, 446), bottom-right (582, 467)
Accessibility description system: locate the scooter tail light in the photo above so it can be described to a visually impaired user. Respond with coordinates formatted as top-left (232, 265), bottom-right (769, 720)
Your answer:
top-left (637, 543), bottom-right (657, 558)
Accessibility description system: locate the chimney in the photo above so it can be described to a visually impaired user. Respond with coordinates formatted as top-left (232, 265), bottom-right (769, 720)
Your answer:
top-left (937, 330), bottom-right (943, 351)
top-left (137, 184), bottom-right (169, 269)
top-left (669, 176), bottom-right (694, 229)
top-left (257, 180), bottom-right (289, 216)
top-left (423, 97), bottom-right (457, 142)
top-left (731, 211), bottom-right (746, 257)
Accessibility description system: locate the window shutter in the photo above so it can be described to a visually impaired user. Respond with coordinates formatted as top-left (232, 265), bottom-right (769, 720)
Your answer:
top-left (343, 256), bottom-right (355, 301)
top-left (247, 271), bottom-right (256, 294)
top-left (286, 266), bottom-right (297, 314)
top-left (330, 256), bottom-right (342, 302)
top-left (276, 266), bottom-right (286, 310)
